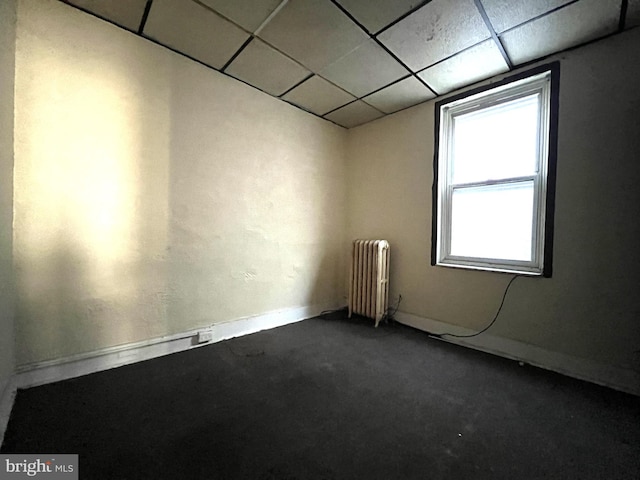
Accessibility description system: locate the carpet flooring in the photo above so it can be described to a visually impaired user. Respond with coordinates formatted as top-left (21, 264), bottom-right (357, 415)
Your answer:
top-left (2, 312), bottom-right (639, 479)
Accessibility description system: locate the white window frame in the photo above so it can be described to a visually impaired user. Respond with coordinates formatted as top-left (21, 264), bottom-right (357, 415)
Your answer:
top-left (433, 67), bottom-right (557, 276)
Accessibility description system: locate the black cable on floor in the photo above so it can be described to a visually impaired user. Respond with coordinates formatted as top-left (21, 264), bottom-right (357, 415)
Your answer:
top-left (431, 274), bottom-right (520, 339)
top-left (319, 306), bottom-right (348, 316)
top-left (378, 294), bottom-right (402, 324)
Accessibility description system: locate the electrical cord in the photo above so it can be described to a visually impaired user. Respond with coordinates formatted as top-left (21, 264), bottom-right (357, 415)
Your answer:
top-left (382, 294), bottom-right (402, 323)
top-left (430, 274), bottom-right (520, 339)
top-left (319, 306), bottom-right (348, 316)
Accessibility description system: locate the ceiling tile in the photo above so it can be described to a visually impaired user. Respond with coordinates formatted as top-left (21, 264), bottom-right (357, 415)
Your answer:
top-left (480, 0), bottom-right (574, 33)
top-left (257, 0), bottom-right (368, 71)
top-left (199, 0), bottom-right (282, 32)
top-left (282, 76), bottom-right (356, 116)
top-left (418, 40), bottom-right (509, 94)
top-left (319, 40), bottom-right (408, 98)
top-left (65, 0), bottom-right (148, 31)
top-left (378, 0), bottom-right (491, 72)
top-left (363, 77), bottom-right (435, 114)
top-left (501, 0), bottom-right (620, 65)
top-left (336, 0), bottom-right (421, 34)
top-left (225, 39), bottom-right (310, 96)
top-left (627, 0), bottom-right (640, 28)
top-left (324, 100), bottom-right (384, 128)
top-left (143, 0), bottom-right (250, 69)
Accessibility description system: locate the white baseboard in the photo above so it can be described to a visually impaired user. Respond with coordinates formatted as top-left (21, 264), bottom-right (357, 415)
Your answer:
top-left (395, 311), bottom-right (640, 397)
top-left (0, 376), bottom-right (17, 448)
top-left (16, 303), bottom-right (338, 389)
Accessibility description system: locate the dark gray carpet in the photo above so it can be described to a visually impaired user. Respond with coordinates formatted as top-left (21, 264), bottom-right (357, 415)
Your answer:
top-left (2, 312), bottom-right (639, 479)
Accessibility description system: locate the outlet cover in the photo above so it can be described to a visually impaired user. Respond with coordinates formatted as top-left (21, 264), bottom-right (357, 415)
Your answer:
top-left (197, 331), bottom-right (213, 343)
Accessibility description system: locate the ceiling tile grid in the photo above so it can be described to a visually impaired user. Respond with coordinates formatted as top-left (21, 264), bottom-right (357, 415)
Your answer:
top-left (198, 0), bottom-right (282, 32)
top-left (282, 75), bottom-right (356, 116)
top-left (500, 0), bottom-right (622, 65)
top-left (256, 0), bottom-right (369, 72)
top-left (324, 100), bottom-right (385, 129)
top-left (64, 0), bottom-right (149, 31)
top-left (143, 0), bottom-right (250, 69)
top-left (60, 0), bottom-right (637, 128)
top-left (319, 39), bottom-right (409, 98)
top-left (378, 0), bottom-right (492, 72)
top-left (363, 76), bottom-right (435, 114)
top-left (335, 0), bottom-right (422, 34)
top-left (418, 39), bottom-right (509, 95)
top-left (480, 0), bottom-right (576, 33)
top-left (225, 38), bottom-right (311, 96)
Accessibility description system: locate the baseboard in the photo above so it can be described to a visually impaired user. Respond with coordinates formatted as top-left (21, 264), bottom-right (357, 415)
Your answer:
top-left (16, 303), bottom-right (339, 389)
top-left (0, 376), bottom-right (17, 448)
top-left (394, 311), bottom-right (640, 397)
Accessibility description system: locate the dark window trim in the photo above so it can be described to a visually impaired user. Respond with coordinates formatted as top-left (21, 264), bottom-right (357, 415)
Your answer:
top-left (430, 61), bottom-right (560, 278)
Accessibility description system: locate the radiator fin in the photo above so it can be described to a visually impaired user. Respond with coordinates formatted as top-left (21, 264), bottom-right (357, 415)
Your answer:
top-left (348, 239), bottom-right (390, 327)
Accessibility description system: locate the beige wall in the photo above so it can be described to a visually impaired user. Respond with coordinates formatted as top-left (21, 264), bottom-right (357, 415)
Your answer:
top-left (10, 0), bottom-right (639, 385)
top-left (347, 27), bottom-right (640, 377)
top-left (0, 0), bottom-right (17, 394)
top-left (14, 0), bottom-right (347, 366)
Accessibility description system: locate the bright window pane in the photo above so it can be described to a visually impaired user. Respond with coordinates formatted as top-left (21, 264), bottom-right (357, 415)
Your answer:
top-left (452, 94), bottom-right (539, 184)
top-left (450, 181), bottom-right (534, 261)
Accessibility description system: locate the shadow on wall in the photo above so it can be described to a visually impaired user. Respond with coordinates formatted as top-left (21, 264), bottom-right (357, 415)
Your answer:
top-left (14, 20), bottom-right (171, 365)
top-left (14, 4), bottom-right (347, 366)
top-left (164, 61), bottom-right (346, 332)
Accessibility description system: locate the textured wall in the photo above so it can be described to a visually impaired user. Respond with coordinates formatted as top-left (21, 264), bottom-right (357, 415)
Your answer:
top-left (0, 0), bottom-right (17, 393)
top-left (14, 0), bottom-right (347, 365)
top-left (347, 27), bottom-right (640, 377)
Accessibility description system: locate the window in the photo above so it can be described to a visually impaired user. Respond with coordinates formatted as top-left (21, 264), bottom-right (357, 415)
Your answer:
top-left (432, 64), bottom-right (559, 277)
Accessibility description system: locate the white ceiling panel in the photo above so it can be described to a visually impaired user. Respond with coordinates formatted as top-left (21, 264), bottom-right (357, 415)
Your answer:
top-left (144, 0), bottom-right (250, 69)
top-left (324, 100), bottom-right (384, 128)
top-left (363, 76), bottom-right (435, 114)
top-left (225, 39), bottom-right (310, 96)
top-left (199, 0), bottom-right (282, 32)
top-left (501, 0), bottom-right (620, 65)
top-left (320, 40), bottom-right (408, 98)
top-left (627, 0), bottom-right (640, 28)
top-left (257, 0), bottom-right (368, 71)
top-left (336, 0), bottom-right (421, 34)
top-left (66, 0), bottom-right (148, 31)
top-left (282, 76), bottom-right (356, 116)
top-left (64, 0), bottom-right (636, 128)
top-left (378, 0), bottom-right (491, 72)
top-left (418, 40), bottom-right (509, 94)
top-left (480, 0), bottom-right (574, 33)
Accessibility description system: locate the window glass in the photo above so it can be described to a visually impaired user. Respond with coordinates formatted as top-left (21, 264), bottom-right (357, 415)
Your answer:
top-left (450, 182), bottom-right (534, 261)
top-left (451, 94), bottom-right (540, 184)
top-left (432, 65), bottom-right (558, 276)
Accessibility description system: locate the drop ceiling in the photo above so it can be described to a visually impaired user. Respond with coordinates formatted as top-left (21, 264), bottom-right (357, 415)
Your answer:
top-left (63, 0), bottom-right (635, 128)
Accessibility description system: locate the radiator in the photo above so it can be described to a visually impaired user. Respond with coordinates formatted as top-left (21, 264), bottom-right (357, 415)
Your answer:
top-left (348, 240), bottom-right (390, 327)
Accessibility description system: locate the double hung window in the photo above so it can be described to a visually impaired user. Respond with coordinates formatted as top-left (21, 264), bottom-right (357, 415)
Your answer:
top-left (432, 65), bottom-right (559, 276)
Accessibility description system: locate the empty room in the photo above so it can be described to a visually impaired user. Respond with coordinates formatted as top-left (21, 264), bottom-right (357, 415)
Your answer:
top-left (1, 0), bottom-right (639, 478)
